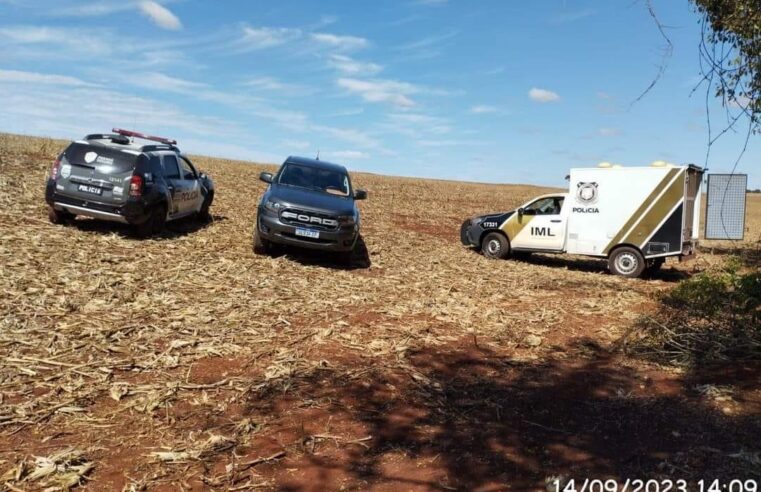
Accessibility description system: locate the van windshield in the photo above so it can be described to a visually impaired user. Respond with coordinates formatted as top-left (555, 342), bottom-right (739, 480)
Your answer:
top-left (277, 163), bottom-right (351, 197)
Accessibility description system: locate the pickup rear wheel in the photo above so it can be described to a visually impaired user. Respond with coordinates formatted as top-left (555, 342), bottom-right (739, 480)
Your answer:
top-left (481, 232), bottom-right (509, 260)
top-left (609, 246), bottom-right (645, 278)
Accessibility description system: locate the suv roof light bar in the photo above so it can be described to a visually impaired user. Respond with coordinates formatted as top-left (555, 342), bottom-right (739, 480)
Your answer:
top-left (112, 128), bottom-right (177, 145)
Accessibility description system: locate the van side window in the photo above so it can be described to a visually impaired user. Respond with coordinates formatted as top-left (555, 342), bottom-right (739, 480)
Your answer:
top-left (179, 156), bottom-right (196, 180)
top-left (163, 155), bottom-right (181, 179)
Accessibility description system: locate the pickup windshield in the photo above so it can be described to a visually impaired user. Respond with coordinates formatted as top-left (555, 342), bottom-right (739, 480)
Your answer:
top-left (277, 163), bottom-right (351, 197)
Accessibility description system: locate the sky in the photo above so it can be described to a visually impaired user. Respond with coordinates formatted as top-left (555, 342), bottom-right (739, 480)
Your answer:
top-left (0, 0), bottom-right (758, 188)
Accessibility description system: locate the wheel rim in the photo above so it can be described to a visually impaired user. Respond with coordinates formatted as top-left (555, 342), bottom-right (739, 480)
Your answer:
top-left (615, 252), bottom-right (638, 274)
top-left (486, 239), bottom-right (501, 255)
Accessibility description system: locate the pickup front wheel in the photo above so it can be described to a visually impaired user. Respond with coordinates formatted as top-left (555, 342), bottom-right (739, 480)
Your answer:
top-left (253, 230), bottom-right (271, 255)
top-left (481, 232), bottom-right (510, 260)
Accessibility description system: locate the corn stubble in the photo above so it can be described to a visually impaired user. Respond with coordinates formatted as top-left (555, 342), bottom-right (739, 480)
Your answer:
top-left (0, 133), bottom-right (759, 489)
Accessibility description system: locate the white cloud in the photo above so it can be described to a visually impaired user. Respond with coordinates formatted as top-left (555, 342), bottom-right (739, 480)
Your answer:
top-left (53, 1), bottom-right (133, 17)
top-left (138, 1), bottom-right (182, 30)
top-left (0, 25), bottom-right (112, 57)
top-left (0, 69), bottom-right (97, 87)
top-left (244, 76), bottom-right (314, 95)
top-left (314, 125), bottom-right (379, 149)
top-left (130, 72), bottom-right (207, 92)
top-left (470, 105), bottom-right (499, 114)
top-left (310, 32), bottom-right (368, 51)
top-left (337, 77), bottom-right (418, 108)
top-left (329, 150), bottom-right (369, 160)
top-left (237, 26), bottom-right (302, 51)
top-left (597, 127), bottom-right (622, 137)
top-left (282, 139), bottom-right (311, 150)
top-left (528, 87), bottom-right (560, 103)
top-left (328, 54), bottom-right (382, 75)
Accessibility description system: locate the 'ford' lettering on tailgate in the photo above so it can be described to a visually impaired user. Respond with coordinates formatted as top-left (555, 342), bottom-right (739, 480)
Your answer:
top-left (282, 211), bottom-right (338, 227)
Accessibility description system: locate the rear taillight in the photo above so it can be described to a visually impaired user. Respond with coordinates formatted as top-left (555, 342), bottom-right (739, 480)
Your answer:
top-left (50, 159), bottom-right (61, 180)
top-left (129, 175), bottom-right (143, 197)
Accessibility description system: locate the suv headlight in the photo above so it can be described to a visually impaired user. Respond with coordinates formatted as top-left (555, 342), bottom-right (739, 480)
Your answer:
top-left (263, 200), bottom-right (283, 213)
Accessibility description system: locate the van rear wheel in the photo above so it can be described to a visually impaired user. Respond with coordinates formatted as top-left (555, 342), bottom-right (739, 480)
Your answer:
top-left (609, 246), bottom-right (645, 278)
top-left (481, 232), bottom-right (509, 260)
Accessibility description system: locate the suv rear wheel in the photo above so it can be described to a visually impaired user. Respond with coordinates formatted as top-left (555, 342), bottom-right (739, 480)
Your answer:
top-left (48, 207), bottom-right (75, 225)
top-left (134, 204), bottom-right (166, 238)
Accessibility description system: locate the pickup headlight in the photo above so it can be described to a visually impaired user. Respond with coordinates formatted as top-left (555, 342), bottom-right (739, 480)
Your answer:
top-left (338, 215), bottom-right (356, 226)
top-left (263, 200), bottom-right (283, 213)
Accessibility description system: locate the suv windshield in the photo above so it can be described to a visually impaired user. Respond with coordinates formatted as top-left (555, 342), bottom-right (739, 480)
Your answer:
top-left (277, 163), bottom-right (351, 197)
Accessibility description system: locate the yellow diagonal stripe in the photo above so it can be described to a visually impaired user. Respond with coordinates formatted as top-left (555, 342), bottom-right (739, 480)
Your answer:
top-left (602, 168), bottom-right (680, 254)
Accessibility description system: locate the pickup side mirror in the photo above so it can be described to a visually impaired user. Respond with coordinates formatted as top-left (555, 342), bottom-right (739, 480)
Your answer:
top-left (354, 189), bottom-right (368, 200)
top-left (517, 207), bottom-right (524, 217)
top-left (259, 172), bottom-right (273, 184)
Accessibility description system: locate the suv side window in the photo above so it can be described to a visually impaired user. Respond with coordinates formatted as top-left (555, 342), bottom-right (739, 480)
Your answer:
top-left (179, 156), bottom-right (196, 180)
top-left (523, 197), bottom-right (564, 216)
top-left (148, 155), bottom-right (163, 176)
top-left (163, 155), bottom-right (181, 179)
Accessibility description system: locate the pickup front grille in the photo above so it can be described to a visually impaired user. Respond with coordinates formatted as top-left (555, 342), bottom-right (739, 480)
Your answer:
top-left (280, 208), bottom-right (339, 231)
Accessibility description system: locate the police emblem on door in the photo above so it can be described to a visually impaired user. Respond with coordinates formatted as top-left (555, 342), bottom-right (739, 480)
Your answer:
top-left (576, 182), bottom-right (598, 204)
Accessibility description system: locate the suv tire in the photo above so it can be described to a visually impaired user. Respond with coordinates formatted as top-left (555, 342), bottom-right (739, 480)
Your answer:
top-left (48, 207), bottom-right (76, 225)
top-left (198, 191), bottom-right (214, 221)
top-left (134, 204), bottom-right (166, 238)
top-left (609, 246), bottom-right (645, 278)
top-left (481, 232), bottom-right (510, 260)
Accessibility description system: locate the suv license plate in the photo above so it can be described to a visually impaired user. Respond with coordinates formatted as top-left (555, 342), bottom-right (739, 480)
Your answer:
top-left (295, 228), bottom-right (320, 239)
top-left (77, 184), bottom-right (102, 196)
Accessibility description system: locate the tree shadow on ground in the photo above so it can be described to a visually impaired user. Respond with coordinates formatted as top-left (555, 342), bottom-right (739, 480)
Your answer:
top-left (243, 341), bottom-right (761, 491)
top-left (62, 214), bottom-right (227, 239)
top-left (268, 235), bottom-right (372, 271)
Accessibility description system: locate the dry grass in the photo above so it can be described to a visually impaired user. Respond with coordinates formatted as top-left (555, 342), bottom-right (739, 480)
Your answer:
top-left (0, 133), bottom-right (759, 490)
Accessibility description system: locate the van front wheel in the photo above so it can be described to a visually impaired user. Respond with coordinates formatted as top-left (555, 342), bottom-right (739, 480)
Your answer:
top-left (609, 246), bottom-right (645, 278)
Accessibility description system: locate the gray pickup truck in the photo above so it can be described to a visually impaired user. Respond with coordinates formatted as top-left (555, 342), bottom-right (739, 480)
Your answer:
top-left (45, 129), bottom-right (214, 237)
top-left (253, 156), bottom-right (367, 260)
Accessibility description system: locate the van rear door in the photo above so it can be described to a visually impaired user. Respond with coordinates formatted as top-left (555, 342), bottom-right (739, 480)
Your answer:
top-left (57, 143), bottom-right (138, 204)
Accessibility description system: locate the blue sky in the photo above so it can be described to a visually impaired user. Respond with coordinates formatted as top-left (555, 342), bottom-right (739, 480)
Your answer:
top-left (0, 0), bottom-right (758, 187)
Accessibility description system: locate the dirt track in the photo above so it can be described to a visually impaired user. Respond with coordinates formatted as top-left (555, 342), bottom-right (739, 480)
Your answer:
top-left (1, 134), bottom-right (760, 491)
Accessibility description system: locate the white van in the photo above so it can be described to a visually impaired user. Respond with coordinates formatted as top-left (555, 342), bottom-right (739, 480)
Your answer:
top-left (460, 164), bottom-right (704, 277)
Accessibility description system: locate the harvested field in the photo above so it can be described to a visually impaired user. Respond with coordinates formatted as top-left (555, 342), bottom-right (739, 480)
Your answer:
top-left (1, 133), bottom-right (760, 491)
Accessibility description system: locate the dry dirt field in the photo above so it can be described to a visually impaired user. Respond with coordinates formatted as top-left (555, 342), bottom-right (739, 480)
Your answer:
top-left (1, 133), bottom-right (760, 491)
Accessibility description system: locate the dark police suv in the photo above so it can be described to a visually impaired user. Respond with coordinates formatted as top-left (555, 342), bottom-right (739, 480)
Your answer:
top-left (45, 129), bottom-right (214, 237)
top-left (254, 156), bottom-right (367, 258)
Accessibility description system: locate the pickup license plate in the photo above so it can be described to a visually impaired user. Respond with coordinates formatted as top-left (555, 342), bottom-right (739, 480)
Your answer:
top-left (295, 228), bottom-right (320, 239)
top-left (77, 184), bottom-right (102, 196)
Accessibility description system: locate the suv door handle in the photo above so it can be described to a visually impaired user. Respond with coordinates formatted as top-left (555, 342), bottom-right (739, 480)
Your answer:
top-left (551, 219), bottom-right (562, 223)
